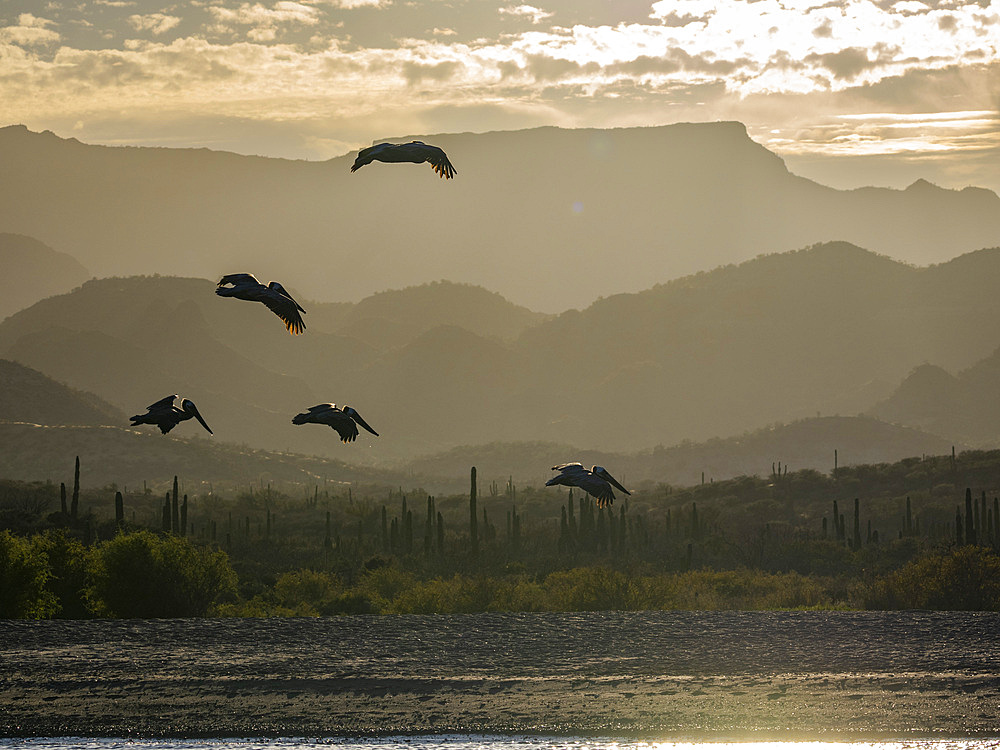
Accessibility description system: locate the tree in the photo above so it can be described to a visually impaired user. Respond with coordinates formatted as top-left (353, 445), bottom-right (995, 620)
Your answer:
top-left (88, 531), bottom-right (237, 617)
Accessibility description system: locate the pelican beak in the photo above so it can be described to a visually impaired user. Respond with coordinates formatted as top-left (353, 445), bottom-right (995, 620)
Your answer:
top-left (191, 407), bottom-right (213, 435)
top-left (602, 470), bottom-right (630, 495)
top-left (353, 413), bottom-right (379, 437)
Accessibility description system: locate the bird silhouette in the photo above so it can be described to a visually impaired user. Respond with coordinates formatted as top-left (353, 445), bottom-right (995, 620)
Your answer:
top-left (545, 463), bottom-right (630, 508)
top-left (215, 273), bottom-right (306, 334)
top-left (351, 141), bottom-right (457, 179)
top-left (292, 403), bottom-right (379, 443)
top-left (130, 395), bottom-right (213, 435)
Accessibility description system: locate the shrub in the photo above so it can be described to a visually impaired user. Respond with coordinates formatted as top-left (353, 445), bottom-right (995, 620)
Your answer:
top-left (0, 531), bottom-right (56, 618)
top-left (860, 546), bottom-right (1000, 610)
top-left (88, 531), bottom-right (238, 617)
top-left (38, 530), bottom-right (92, 618)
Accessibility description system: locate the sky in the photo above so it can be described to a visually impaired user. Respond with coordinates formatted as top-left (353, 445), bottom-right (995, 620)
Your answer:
top-left (1, 0), bottom-right (999, 193)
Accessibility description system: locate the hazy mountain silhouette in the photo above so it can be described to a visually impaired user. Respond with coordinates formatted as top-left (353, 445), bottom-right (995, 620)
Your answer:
top-left (869, 344), bottom-right (1000, 446)
top-left (0, 233), bottom-right (90, 322)
top-left (402, 416), bottom-right (959, 490)
top-left (0, 359), bottom-right (124, 427)
top-left (2, 123), bottom-right (998, 311)
top-left (3, 243), bottom-right (998, 460)
top-left (0, 275), bottom-right (545, 460)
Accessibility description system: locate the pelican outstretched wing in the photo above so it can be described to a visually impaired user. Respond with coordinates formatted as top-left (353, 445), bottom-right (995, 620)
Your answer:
top-left (217, 273), bottom-right (260, 287)
top-left (146, 394), bottom-right (178, 411)
top-left (260, 293), bottom-right (306, 334)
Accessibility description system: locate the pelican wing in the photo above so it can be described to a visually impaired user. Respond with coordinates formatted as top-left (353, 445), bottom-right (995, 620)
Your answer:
top-left (260, 287), bottom-right (306, 335)
top-left (333, 421), bottom-right (359, 443)
top-left (292, 403), bottom-right (337, 425)
top-left (146, 394), bottom-right (178, 411)
top-left (552, 462), bottom-right (585, 473)
top-left (217, 273), bottom-right (260, 287)
top-left (420, 144), bottom-right (457, 179)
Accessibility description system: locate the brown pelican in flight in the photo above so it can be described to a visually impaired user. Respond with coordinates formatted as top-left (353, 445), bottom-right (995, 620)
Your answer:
top-left (130, 395), bottom-right (213, 435)
top-left (546, 463), bottom-right (630, 508)
top-left (292, 404), bottom-right (379, 443)
top-left (350, 141), bottom-right (457, 179)
top-left (215, 273), bottom-right (306, 334)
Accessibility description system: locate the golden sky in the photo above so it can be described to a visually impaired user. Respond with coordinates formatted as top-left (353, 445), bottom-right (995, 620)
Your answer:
top-left (2, 0), bottom-right (998, 191)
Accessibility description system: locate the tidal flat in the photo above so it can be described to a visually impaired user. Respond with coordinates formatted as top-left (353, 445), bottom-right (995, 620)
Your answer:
top-left (2, 611), bottom-right (999, 739)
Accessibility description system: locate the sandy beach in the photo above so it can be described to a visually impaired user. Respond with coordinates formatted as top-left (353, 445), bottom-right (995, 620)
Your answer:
top-left (3, 612), bottom-right (1000, 739)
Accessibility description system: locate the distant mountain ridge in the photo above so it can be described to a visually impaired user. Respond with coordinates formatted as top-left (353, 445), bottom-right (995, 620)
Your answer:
top-left (0, 233), bottom-right (90, 322)
top-left (1, 122), bottom-right (998, 311)
top-left (3, 242), bottom-right (1000, 458)
top-left (0, 359), bottom-right (124, 427)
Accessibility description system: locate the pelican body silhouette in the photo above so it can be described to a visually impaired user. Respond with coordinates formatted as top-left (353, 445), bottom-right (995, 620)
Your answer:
top-left (292, 403), bottom-right (379, 443)
top-left (130, 395), bottom-right (213, 435)
top-left (350, 141), bottom-right (457, 179)
top-left (546, 463), bottom-right (630, 508)
top-left (215, 273), bottom-right (306, 334)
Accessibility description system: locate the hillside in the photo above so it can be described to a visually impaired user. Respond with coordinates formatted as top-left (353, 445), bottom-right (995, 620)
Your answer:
top-left (0, 359), bottom-right (124, 427)
top-left (0, 233), bottom-right (90, 321)
top-left (870, 344), bottom-right (1000, 447)
top-left (1, 123), bottom-right (998, 311)
top-left (4, 243), bottom-right (1000, 458)
top-left (0, 422), bottom-right (401, 492)
top-left (402, 416), bottom-right (959, 491)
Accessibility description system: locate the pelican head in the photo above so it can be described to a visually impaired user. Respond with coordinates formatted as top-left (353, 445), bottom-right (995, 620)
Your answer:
top-left (182, 399), bottom-right (214, 435)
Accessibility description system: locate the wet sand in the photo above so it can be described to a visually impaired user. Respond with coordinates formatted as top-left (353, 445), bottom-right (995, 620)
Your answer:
top-left (3, 612), bottom-right (1000, 739)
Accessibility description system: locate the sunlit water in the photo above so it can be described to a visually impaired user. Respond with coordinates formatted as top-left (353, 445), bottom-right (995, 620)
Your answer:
top-left (4, 741), bottom-right (1000, 750)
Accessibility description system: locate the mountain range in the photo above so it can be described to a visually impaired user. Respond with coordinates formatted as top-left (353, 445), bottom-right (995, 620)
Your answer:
top-left (4, 240), bottom-right (1000, 467)
top-left (1, 122), bottom-right (998, 312)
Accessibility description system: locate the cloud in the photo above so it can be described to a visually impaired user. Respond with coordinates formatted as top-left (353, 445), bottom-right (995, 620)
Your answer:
top-left (127, 13), bottom-right (181, 36)
top-left (0, 13), bottom-right (60, 47)
top-left (499, 5), bottom-right (555, 24)
top-left (206, 1), bottom-right (320, 40)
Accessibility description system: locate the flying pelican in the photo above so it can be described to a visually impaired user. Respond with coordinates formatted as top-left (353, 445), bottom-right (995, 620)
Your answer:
top-left (350, 141), bottom-right (457, 179)
top-left (546, 463), bottom-right (630, 508)
top-left (215, 273), bottom-right (306, 334)
top-left (130, 395), bottom-right (213, 435)
top-left (292, 403), bottom-right (379, 443)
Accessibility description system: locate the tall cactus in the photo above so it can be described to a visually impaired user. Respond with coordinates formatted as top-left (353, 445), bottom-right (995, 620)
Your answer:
top-left (181, 495), bottom-right (189, 538)
top-left (115, 491), bottom-right (124, 530)
top-left (171, 476), bottom-right (180, 534)
top-left (71, 456), bottom-right (80, 520)
top-left (470, 466), bottom-right (479, 555)
top-left (965, 488), bottom-right (976, 546)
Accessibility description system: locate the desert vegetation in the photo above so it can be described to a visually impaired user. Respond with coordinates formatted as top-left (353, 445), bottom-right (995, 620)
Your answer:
top-left (4, 449), bottom-right (1000, 618)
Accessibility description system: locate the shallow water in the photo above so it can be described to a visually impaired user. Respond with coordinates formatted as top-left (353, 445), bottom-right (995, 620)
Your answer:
top-left (4, 740), bottom-right (1000, 750)
top-left (4, 612), bottom-right (1000, 739)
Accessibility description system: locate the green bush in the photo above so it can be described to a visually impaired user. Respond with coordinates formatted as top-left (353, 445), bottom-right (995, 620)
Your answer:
top-left (38, 530), bottom-right (92, 618)
top-left (88, 531), bottom-right (238, 617)
top-left (0, 530), bottom-right (57, 618)
top-left (859, 546), bottom-right (1000, 610)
